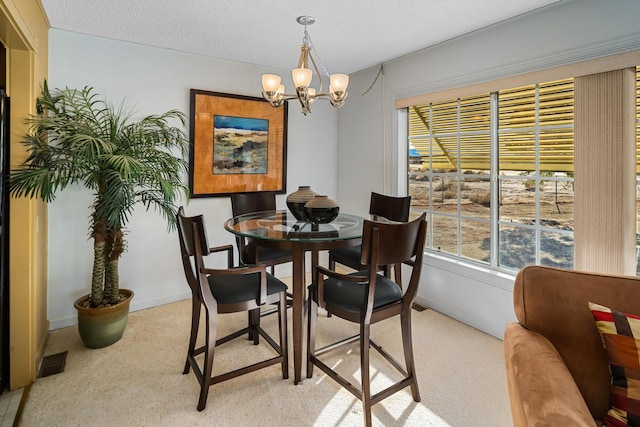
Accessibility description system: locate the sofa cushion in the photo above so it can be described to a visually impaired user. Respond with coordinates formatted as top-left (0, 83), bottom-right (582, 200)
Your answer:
top-left (589, 302), bottom-right (640, 427)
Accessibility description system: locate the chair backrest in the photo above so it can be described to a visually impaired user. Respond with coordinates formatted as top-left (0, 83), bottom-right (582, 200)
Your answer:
top-left (230, 192), bottom-right (278, 264)
top-left (176, 207), bottom-right (210, 297)
top-left (360, 212), bottom-right (427, 301)
top-left (230, 191), bottom-right (277, 216)
top-left (369, 192), bottom-right (411, 222)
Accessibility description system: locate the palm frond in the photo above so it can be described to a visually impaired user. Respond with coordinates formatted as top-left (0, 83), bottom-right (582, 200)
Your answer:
top-left (10, 82), bottom-right (190, 306)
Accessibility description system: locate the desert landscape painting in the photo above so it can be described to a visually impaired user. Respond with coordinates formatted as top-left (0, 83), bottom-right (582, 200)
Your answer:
top-left (213, 115), bottom-right (268, 174)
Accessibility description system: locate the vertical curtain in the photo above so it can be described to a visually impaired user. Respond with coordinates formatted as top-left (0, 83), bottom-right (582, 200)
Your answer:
top-left (574, 68), bottom-right (637, 275)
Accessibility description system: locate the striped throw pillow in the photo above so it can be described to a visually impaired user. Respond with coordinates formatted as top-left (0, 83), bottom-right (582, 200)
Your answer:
top-left (589, 302), bottom-right (640, 427)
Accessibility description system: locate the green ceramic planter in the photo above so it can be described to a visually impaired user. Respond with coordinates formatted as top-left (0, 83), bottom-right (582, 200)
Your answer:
top-left (74, 289), bottom-right (134, 349)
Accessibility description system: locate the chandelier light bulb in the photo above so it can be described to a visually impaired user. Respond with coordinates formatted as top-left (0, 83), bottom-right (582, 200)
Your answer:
top-left (292, 68), bottom-right (313, 90)
top-left (262, 74), bottom-right (281, 93)
top-left (307, 87), bottom-right (317, 104)
top-left (330, 74), bottom-right (349, 96)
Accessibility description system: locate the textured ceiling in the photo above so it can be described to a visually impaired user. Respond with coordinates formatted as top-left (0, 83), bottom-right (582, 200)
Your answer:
top-left (40, 0), bottom-right (561, 74)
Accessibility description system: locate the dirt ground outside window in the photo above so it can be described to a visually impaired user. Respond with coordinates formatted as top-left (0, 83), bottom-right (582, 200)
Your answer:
top-left (409, 168), bottom-right (575, 269)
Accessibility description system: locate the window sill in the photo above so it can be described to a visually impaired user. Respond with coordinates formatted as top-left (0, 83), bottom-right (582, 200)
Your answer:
top-left (422, 250), bottom-right (517, 292)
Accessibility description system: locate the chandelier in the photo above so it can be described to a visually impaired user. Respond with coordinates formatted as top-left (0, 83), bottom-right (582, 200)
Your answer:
top-left (261, 16), bottom-right (349, 115)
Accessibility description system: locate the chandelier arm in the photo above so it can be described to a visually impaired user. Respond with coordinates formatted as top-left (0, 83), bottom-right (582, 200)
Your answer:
top-left (261, 91), bottom-right (298, 100)
top-left (297, 45), bottom-right (308, 69)
top-left (280, 93), bottom-right (299, 100)
top-left (308, 51), bottom-right (324, 95)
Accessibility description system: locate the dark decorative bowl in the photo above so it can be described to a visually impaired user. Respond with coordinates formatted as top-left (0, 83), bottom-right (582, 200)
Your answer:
top-left (286, 186), bottom-right (317, 221)
top-left (306, 207), bottom-right (340, 224)
top-left (304, 195), bottom-right (339, 224)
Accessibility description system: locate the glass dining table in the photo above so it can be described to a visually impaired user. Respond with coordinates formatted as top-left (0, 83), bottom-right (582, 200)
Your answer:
top-left (224, 210), bottom-right (364, 384)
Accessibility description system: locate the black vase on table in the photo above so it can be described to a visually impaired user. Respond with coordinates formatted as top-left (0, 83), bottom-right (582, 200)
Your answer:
top-left (286, 186), bottom-right (317, 221)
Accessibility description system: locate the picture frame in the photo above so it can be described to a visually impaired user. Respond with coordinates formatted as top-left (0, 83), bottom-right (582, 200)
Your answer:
top-left (188, 89), bottom-right (288, 197)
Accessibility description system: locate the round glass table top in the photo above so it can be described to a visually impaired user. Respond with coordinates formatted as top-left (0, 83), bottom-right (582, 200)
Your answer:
top-left (224, 210), bottom-right (364, 242)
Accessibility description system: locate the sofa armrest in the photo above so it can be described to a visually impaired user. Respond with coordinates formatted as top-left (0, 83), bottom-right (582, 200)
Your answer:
top-left (504, 322), bottom-right (597, 427)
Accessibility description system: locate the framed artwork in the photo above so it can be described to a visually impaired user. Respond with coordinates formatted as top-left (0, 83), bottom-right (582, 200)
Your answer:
top-left (188, 89), bottom-right (288, 197)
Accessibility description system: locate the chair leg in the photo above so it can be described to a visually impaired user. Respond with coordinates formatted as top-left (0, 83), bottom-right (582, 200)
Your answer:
top-left (184, 296), bottom-right (201, 374)
top-left (361, 323), bottom-right (372, 427)
top-left (251, 308), bottom-right (260, 345)
top-left (247, 309), bottom-right (258, 341)
top-left (306, 295), bottom-right (318, 378)
top-left (197, 309), bottom-right (218, 411)
top-left (278, 292), bottom-right (289, 379)
top-left (247, 308), bottom-right (260, 344)
top-left (401, 309), bottom-right (421, 402)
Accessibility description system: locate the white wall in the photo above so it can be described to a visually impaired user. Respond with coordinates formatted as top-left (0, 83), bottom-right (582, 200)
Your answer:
top-left (335, 65), bottom-right (386, 215)
top-left (48, 29), bottom-right (339, 329)
top-left (339, 0), bottom-right (640, 338)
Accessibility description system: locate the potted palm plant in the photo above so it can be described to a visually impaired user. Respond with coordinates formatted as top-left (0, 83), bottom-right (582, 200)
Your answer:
top-left (9, 82), bottom-right (189, 348)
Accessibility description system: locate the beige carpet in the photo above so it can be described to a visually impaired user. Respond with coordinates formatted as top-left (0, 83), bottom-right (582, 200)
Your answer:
top-left (20, 299), bottom-right (512, 426)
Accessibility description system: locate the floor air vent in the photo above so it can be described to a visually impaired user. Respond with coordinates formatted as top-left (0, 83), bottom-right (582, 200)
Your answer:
top-left (412, 303), bottom-right (428, 312)
top-left (38, 351), bottom-right (68, 378)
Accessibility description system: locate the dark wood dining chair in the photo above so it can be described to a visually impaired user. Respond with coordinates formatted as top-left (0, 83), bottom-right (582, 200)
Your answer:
top-left (231, 192), bottom-right (294, 326)
top-left (177, 207), bottom-right (288, 411)
top-left (230, 191), bottom-right (293, 274)
top-left (328, 192), bottom-right (411, 281)
top-left (307, 213), bottom-right (427, 427)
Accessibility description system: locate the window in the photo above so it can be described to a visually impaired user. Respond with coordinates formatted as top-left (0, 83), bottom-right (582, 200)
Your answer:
top-left (408, 79), bottom-right (574, 272)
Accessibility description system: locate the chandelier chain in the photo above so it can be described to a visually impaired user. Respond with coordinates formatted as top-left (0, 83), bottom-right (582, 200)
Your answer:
top-left (355, 65), bottom-right (384, 97)
top-left (302, 14), bottom-right (381, 98)
top-left (306, 31), bottom-right (383, 96)
top-left (304, 30), bottom-right (331, 79)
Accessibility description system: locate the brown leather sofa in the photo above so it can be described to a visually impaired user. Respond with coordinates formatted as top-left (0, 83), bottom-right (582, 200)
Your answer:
top-left (503, 265), bottom-right (640, 426)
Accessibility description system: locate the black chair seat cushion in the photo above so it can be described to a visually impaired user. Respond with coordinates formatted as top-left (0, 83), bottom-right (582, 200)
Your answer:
top-left (308, 272), bottom-right (402, 314)
top-left (208, 271), bottom-right (287, 305)
top-left (244, 244), bottom-right (292, 264)
top-left (329, 245), bottom-right (362, 265)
